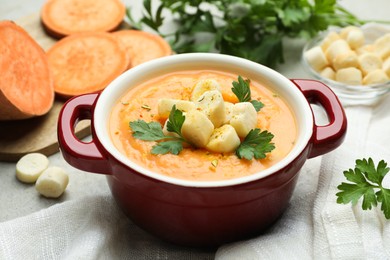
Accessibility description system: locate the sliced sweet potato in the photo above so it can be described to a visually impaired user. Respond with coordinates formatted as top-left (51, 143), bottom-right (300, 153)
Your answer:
top-left (41, 0), bottom-right (125, 38)
top-left (112, 30), bottom-right (172, 68)
top-left (46, 32), bottom-right (128, 97)
top-left (0, 21), bottom-right (54, 121)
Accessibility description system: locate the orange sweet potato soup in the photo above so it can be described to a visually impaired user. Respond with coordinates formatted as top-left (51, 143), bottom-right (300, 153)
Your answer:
top-left (109, 70), bottom-right (297, 181)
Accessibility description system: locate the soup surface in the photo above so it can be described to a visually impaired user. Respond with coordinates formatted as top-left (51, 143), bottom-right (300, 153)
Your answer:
top-left (109, 70), bottom-right (297, 181)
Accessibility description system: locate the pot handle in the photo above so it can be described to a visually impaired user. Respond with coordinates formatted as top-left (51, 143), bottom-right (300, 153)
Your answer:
top-left (291, 79), bottom-right (347, 158)
top-left (58, 93), bottom-right (111, 174)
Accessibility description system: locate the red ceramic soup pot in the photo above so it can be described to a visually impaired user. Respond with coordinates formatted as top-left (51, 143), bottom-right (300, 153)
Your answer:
top-left (58, 53), bottom-right (347, 247)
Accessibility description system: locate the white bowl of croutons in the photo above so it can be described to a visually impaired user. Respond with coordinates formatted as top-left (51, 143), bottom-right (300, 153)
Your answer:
top-left (302, 23), bottom-right (390, 105)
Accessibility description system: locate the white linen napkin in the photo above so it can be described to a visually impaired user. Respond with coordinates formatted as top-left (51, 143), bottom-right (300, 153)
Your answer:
top-left (0, 193), bottom-right (214, 259)
top-left (1, 100), bottom-right (390, 260)
top-left (216, 102), bottom-right (390, 259)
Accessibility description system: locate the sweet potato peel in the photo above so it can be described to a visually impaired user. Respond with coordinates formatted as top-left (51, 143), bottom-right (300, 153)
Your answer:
top-left (112, 30), bottom-right (172, 68)
top-left (0, 21), bottom-right (54, 121)
top-left (47, 32), bottom-right (128, 97)
top-left (41, 0), bottom-right (125, 38)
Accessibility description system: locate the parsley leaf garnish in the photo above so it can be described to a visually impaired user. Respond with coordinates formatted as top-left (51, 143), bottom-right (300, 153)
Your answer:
top-left (129, 120), bottom-right (166, 141)
top-left (232, 76), bottom-right (251, 102)
top-left (231, 76), bottom-right (264, 112)
top-left (151, 140), bottom-right (183, 155)
top-left (236, 128), bottom-right (275, 160)
top-left (166, 105), bottom-right (185, 137)
top-left (336, 158), bottom-right (390, 219)
top-left (250, 100), bottom-right (265, 112)
top-left (129, 105), bottom-right (189, 155)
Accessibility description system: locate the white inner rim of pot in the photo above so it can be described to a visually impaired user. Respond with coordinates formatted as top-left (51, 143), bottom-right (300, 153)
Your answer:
top-left (95, 53), bottom-right (314, 188)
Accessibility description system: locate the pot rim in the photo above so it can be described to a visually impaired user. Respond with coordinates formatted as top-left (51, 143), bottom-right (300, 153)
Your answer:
top-left (94, 53), bottom-right (314, 188)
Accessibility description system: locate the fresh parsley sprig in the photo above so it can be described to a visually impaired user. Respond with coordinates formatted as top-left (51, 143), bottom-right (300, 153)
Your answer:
top-left (129, 105), bottom-right (189, 155)
top-left (166, 106), bottom-right (185, 137)
top-left (236, 128), bottom-right (275, 160)
top-left (336, 158), bottom-right (390, 219)
top-left (130, 120), bottom-right (166, 141)
top-left (232, 76), bottom-right (264, 112)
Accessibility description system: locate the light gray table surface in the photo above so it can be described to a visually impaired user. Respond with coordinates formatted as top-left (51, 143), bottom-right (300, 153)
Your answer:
top-left (1, 0), bottom-right (389, 258)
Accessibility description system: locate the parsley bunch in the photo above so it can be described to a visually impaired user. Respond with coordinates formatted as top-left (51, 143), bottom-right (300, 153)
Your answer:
top-left (127, 0), bottom-right (363, 67)
top-left (336, 158), bottom-right (390, 219)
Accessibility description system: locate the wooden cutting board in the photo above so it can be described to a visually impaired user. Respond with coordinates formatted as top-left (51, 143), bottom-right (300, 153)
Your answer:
top-left (0, 13), bottom-right (91, 162)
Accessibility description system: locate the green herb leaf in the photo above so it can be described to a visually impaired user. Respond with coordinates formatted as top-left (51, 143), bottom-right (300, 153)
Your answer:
top-left (356, 158), bottom-right (389, 185)
top-left (129, 120), bottom-right (166, 141)
top-left (336, 169), bottom-right (377, 209)
top-left (336, 158), bottom-right (390, 219)
top-left (250, 100), bottom-right (264, 112)
top-left (236, 128), bottom-right (275, 160)
top-left (376, 189), bottom-right (390, 219)
top-left (130, 0), bottom-right (165, 32)
top-left (166, 105), bottom-right (185, 137)
top-left (151, 140), bottom-right (183, 155)
top-left (232, 76), bottom-right (251, 102)
top-left (232, 76), bottom-right (264, 112)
